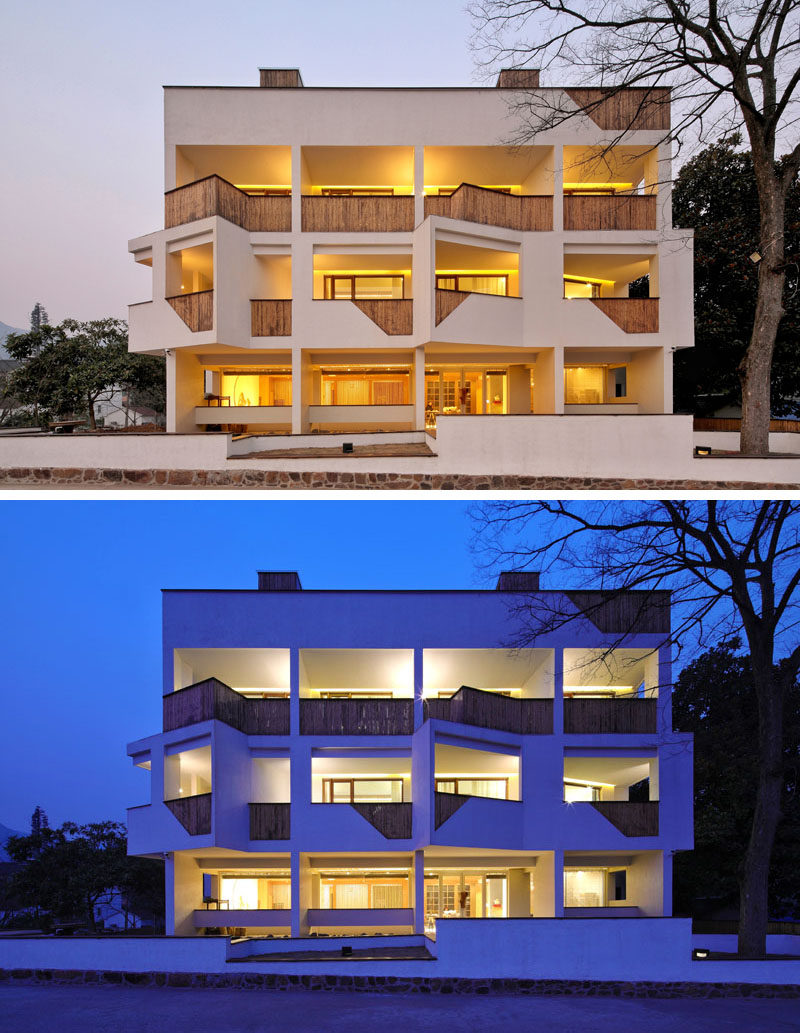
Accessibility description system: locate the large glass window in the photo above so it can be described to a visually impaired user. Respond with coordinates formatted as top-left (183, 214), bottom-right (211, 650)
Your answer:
top-left (436, 275), bottom-right (508, 296)
top-left (564, 364), bottom-right (629, 405)
top-left (322, 778), bottom-right (404, 803)
top-left (323, 275), bottom-right (404, 300)
top-left (425, 368), bottom-right (506, 416)
top-left (435, 778), bottom-right (508, 799)
top-left (319, 876), bottom-right (408, 909)
top-left (219, 876), bottom-right (290, 910)
top-left (321, 368), bottom-right (410, 405)
top-left (213, 370), bottom-right (292, 408)
top-left (564, 869), bottom-right (605, 908)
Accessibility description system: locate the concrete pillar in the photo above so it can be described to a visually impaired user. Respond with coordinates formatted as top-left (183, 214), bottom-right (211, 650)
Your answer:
top-left (413, 145), bottom-right (425, 227)
top-left (291, 144), bottom-right (303, 232)
top-left (290, 851), bottom-right (312, 937)
top-left (531, 851), bottom-right (557, 917)
top-left (508, 364), bottom-right (531, 414)
top-left (289, 647), bottom-right (300, 735)
top-left (412, 848), bottom-right (426, 933)
top-left (553, 648), bottom-right (564, 735)
top-left (553, 848), bottom-right (565, 916)
top-left (291, 348), bottom-right (303, 435)
top-left (413, 647), bottom-right (424, 730)
top-left (169, 851), bottom-right (199, 935)
top-left (165, 350), bottom-right (177, 433)
top-left (508, 868), bottom-right (530, 917)
top-left (552, 145), bottom-right (564, 232)
top-left (413, 345), bottom-right (426, 430)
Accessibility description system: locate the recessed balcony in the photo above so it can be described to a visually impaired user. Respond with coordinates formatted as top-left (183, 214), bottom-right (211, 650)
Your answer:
top-left (302, 195), bottom-right (415, 232)
top-left (299, 698), bottom-right (415, 735)
top-left (563, 698), bottom-right (658, 734)
top-left (562, 144), bottom-right (658, 229)
top-left (424, 685), bottom-right (553, 734)
top-left (165, 176), bottom-right (292, 232)
top-left (564, 194), bottom-right (657, 231)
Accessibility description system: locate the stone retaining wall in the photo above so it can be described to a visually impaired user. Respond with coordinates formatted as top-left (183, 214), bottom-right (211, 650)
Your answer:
top-left (1, 467), bottom-right (797, 490)
top-left (1, 967), bottom-right (798, 997)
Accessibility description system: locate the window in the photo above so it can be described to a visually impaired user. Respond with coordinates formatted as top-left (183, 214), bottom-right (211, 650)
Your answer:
top-left (564, 781), bottom-right (600, 802)
top-left (323, 275), bottom-right (405, 300)
top-left (210, 370), bottom-right (292, 408)
top-left (320, 369), bottom-right (410, 406)
top-left (564, 869), bottom-right (605, 907)
top-left (322, 778), bottom-right (404, 803)
top-left (319, 877), bottom-right (408, 909)
top-left (436, 275), bottom-right (508, 296)
top-left (564, 365), bottom-right (628, 405)
top-left (321, 187), bottom-right (395, 196)
top-left (219, 876), bottom-right (290, 910)
top-left (435, 778), bottom-right (508, 799)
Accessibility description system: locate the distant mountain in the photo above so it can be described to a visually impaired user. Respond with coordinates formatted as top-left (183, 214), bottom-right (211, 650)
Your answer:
top-left (0, 822), bottom-right (23, 861)
top-left (0, 321), bottom-right (24, 360)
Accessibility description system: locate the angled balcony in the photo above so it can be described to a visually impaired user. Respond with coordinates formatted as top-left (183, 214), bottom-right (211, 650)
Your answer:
top-left (351, 802), bottom-right (413, 839)
top-left (164, 176), bottom-right (291, 231)
top-left (591, 297), bottom-right (659, 333)
top-left (424, 686), bottom-right (553, 734)
top-left (164, 793), bottom-right (211, 836)
top-left (425, 184), bottom-right (552, 231)
top-left (592, 801), bottom-right (659, 837)
top-left (167, 290), bottom-right (213, 332)
top-left (163, 678), bottom-right (290, 736)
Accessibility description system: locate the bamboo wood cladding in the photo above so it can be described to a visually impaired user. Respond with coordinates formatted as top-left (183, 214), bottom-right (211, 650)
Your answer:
top-left (352, 299), bottom-right (413, 335)
top-left (694, 417), bottom-right (800, 434)
top-left (434, 791), bottom-right (470, 830)
top-left (301, 196), bottom-right (415, 232)
top-left (163, 678), bottom-right (290, 735)
top-left (435, 289), bottom-right (470, 325)
top-left (591, 298), bottom-right (659, 334)
top-left (565, 591), bottom-right (670, 634)
top-left (496, 68), bottom-right (540, 88)
top-left (565, 89), bottom-right (671, 131)
top-left (424, 686), bottom-right (553, 734)
top-left (249, 802), bottom-right (291, 840)
top-left (165, 793), bottom-right (211, 836)
top-left (259, 69), bottom-right (303, 88)
top-left (167, 291), bottom-right (213, 332)
top-left (591, 801), bottom-right (659, 837)
top-left (164, 176), bottom-right (291, 231)
top-left (425, 184), bottom-right (552, 231)
top-left (564, 195), bottom-right (657, 231)
top-left (251, 300), bottom-right (292, 336)
top-left (299, 698), bottom-right (414, 735)
top-left (351, 802), bottom-right (413, 839)
top-left (563, 698), bottom-right (658, 735)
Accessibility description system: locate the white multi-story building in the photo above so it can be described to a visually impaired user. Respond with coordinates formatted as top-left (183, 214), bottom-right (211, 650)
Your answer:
top-left (127, 68), bottom-right (693, 442)
top-left (126, 571), bottom-right (693, 939)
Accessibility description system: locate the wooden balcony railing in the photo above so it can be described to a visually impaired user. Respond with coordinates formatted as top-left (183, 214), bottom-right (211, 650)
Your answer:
top-left (424, 686), bottom-right (553, 734)
top-left (164, 176), bottom-right (291, 232)
top-left (165, 793), bottom-right (211, 836)
top-left (167, 290), bottom-right (213, 332)
top-left (435, 288), bottom-right (470, 326)
top-left (563, 194), bottom-right (657, 231)
top-left (592, 800), bottom-right (659, 837)
top-left (563, 698), bottom-right (658, 734)
top-left (163, 678), bottom-right (290, 735)
top-left (590, 298), bottom-right (659, 334)
top-left (351, 802), bottom-right (413, 839)
top-left (352, 299), bottom-right (413, 335)
top-left (301, 195), bottom-right (415, 232)
top-left (299, 698), bottom-right (414, 735)
top-left (425, 184), bottom-right (552, 231)
top-left (434, 791), bottom-right (470, 829)
top-left (251, 299), bottom-right (292, 336)
top-left (249, 802), bottom-right (291, 840)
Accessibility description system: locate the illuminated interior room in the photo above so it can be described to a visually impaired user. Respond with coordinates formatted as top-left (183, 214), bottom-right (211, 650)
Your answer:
top-left (423, 144), bottom-right (554, 195)
top-left (562, 145), bottom-right (657, 195)
top-left (173, 648), bottom-right (291, 696)
top-left (563, 252), bottom-right (655, 300)
top-left (311, 755), bottom-right (412, 804)
top-left (423, 648), bottom-right (554, 698)
top-left (298, 648), bottom-right (415, 699)
top-left (435, 240), bottom-right (520, 297)
top-left (563, 756), bottom-right (658, 802)
top-left (174, 144), bottom-right (292, 193)
top-left (434, 743), bottom-right (520, 800)
top-left (562, 648), bottom-right (659, 698)
top-left (312, 253), bottom-right (412, 300)
top-left (166, 242), bottom-right (213, 297)
top-left (301, 146), bottom-right (415, 195)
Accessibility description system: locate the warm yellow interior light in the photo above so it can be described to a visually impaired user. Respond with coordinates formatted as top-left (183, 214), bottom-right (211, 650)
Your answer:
top-left (563, 182), bottom-right (634, 191)
top-left (233, 184), bottom-right (292, 191)
top-left (315, 269), bottom-right (412, 276)
top-left (435, 269), bottom-right (516, 276)
top-left (564, 685), bottom-right (634, 693)
top-left (563, 274), bottom-right (616, 287)
top-left (563, 778), bottom-right (616, 788)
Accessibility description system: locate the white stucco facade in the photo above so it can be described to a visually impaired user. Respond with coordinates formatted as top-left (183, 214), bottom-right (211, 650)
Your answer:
top-left (125, 571), bottom-right (693, 948)
top-left (127, 68), bottom-right (694, 459)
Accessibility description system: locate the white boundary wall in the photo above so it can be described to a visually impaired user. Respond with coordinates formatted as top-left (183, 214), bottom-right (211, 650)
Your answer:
top-left (2, 417), bottom-right (800, 483)
top-left (2, 920), bottom-right (800, 984)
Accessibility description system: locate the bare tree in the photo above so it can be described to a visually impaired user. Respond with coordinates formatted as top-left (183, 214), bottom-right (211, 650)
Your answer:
top-left (470, 1), bottom-right (800, 455)
top-left (472, 499), bottom-right (800, 958)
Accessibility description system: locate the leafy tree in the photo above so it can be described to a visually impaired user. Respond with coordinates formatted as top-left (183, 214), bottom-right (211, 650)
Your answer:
top-left (5, 821), bottom-right (163, 932)
top-left (29, 303), bottom-right (49, 335)
top-left (673, 138), bottom-right (800, 416)
top-left (30, 806), bottom-right (49, 835)
top-left (672, 641), bottom-right (800, 920)
top-left (473, 500), bottom-right (800, 957)
top-left (470, 0), bottom-right (800, 454)
top-left (6, 318), bottom-right (165, 430)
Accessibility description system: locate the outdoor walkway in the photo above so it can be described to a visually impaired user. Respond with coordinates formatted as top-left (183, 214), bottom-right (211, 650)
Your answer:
top-left (2, 984), bottom-right (800, 1033)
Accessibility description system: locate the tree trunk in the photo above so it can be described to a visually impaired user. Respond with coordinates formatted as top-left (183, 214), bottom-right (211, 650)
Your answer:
top-left (738, 167), bottom-right (787, 456)
top-left (737, 671), bottom-right (784, 957)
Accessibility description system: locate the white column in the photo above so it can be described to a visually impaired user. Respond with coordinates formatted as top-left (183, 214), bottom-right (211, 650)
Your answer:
top-left (412, 848), bottom-right (426, 933)
top-left (414, 346), bottom-right (426, 431)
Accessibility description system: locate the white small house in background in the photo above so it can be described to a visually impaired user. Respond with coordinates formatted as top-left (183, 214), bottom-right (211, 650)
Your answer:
top-left (93, 389), bottom-right (163, 429)
top-left (127, 67), bottom-right (693, 451)
top-left (126, 570), bottom-right (693, 941)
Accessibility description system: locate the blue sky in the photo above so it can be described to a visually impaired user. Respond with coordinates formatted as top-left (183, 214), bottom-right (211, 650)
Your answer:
top-left (0, 500), bottom-right (478, 832)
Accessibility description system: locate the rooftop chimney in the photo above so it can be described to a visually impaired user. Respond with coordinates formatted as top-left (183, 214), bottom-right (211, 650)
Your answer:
top-left (257, 571), bottom-right (302, 591)
top-left (259, 68), bottom-right (304, 88)
top-left (496, 571), bottom-right (540, 592)
top-left (496, 68), bottom-right (540, 89)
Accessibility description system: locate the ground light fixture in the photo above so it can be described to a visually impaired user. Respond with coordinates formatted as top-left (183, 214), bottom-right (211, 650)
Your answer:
top-left (693, 948), bottom-right (710, 959)
top-left (694, 445), bottom-right (713, 457)
top-left (342, 442), bottom-right (354, 454)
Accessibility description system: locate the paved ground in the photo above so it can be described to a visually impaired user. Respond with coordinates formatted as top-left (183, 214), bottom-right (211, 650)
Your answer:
top-left (2, 985), bottom-right (800, 1033)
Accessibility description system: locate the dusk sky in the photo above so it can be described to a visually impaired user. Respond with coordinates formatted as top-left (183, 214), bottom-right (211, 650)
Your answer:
top-left (1, 0), bottom-right (478, 331)
top-left (0, 499), bottom-right (479, 833)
